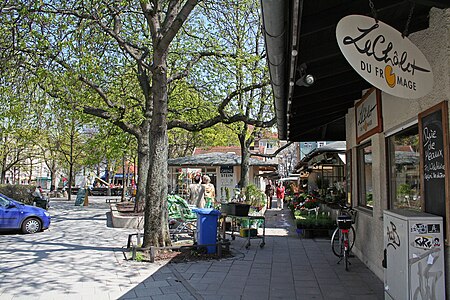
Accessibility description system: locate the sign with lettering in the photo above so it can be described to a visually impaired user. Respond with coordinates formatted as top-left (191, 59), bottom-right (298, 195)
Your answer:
top-left (220, 166), bottom-right (233, 173)
top-left (413, 235), bottom-right (434, 250)
top-left (336, 15), bottom-right (433, 99)
top-left (418, 102), bottom-right (449, 230)
top-left (355, 88), bottom-right (382, 144)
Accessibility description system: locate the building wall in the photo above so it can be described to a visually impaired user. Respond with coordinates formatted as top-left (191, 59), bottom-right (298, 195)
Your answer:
top-left (346, 7), bottom-right (450, 294)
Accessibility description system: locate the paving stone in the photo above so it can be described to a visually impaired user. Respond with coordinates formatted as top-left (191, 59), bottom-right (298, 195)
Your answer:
top-left (150, 294), bottom-right (182, 300)
top-left (0, 200), bottom-right (384, 300)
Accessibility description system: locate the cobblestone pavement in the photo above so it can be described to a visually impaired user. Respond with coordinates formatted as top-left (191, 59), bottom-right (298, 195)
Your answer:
top-left (0, 197), bottom-right (384, 300)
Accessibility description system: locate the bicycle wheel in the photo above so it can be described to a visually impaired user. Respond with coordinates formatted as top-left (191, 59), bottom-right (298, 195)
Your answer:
top-left (331, 228), bottom-right (343, 257)
top-left (347, 225), bottom-right (356, 253)
top-left (331, 226), bottom-right (356, 257)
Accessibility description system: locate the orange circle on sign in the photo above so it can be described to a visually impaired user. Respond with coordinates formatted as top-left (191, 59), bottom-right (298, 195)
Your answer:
top-left (385, 65), bottom-right (396, 88)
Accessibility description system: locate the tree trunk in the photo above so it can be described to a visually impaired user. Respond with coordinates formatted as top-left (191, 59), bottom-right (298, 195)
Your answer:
top-left (68, 163), bottom-right (73, 201)
top-left (142, 57), bottom-right (170, 248)
top-left (121, 154), bottom-right (126, 201)
top-left (134, 131), bottom-right (149, 212)
top-left (0, 157), bottom-right (5, 183)
top-left (50, 163), bottom-right (57, 192)
top-left (238, 132), bottom-right (250, 189)
top-left (240, 137), bottom-right (251, 189)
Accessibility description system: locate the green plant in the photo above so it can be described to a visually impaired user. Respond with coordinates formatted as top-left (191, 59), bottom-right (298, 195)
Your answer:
top-left (296, 214), bottom-right (335, 230)
top-left (0, 184), bottom-right (35, 205)
top-left (302, 198), bottom-right (319, 209)
top-left (397, 184), bottom-right (411, 197)
top-left (135, 251), bottom-right (145, 262)
top-left (366, 193), bottom-right (373, 206)
top-left (244, 184), bottom-right (266, 207)
top-left (295, 216), bottom-right (316, 229)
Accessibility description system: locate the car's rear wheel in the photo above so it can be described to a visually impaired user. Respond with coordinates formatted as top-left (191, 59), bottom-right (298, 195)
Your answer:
top-left (21, 218), bottom-right (42, 234)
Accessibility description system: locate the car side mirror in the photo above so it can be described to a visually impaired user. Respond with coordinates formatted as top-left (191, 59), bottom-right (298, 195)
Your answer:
top-left (7, 202), bottom-right (16, 209)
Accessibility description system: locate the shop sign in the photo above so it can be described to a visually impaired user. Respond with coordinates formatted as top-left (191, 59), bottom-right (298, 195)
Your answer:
top-left (336, 15), bottom-right (433, 99)
top-left (418, 101), bottom-right (450, 245)
top-left (355, 88), bottom-right (382, 144)
top-left (220, 166), bottom-right (233, 173)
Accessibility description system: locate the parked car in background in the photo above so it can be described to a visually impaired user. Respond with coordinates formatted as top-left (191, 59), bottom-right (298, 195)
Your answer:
top-left (0, 193), bottom-right (51, 234)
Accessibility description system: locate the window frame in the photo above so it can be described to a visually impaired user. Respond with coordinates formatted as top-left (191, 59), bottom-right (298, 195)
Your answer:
top-left (346, 149), bottom-right (352, 206)
top-left (357, 141), bottom-right (373, 210)
top-left (386, 124), bottom-right (421, 211)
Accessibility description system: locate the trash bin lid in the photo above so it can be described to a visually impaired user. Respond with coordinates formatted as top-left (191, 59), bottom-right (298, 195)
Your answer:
top-left (192, 208), bottom-right (221, 215)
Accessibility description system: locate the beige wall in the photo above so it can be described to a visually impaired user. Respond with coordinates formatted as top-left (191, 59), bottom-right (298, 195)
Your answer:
top-left (346, 7), bottom-right (450, 294)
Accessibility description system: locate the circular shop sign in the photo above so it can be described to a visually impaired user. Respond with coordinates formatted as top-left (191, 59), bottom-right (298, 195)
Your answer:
top-left (336, 15), bottom-right (433, 99)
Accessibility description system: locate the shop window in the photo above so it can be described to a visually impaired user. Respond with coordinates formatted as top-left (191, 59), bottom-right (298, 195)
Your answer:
top-left (387, 125), bottom-right (421, 211)
top-left (357, 142), bottom-right (373, 209)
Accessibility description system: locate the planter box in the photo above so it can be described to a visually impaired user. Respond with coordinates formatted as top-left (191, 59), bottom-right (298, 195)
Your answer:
top-left (221, 203), bottom-right (250, 216)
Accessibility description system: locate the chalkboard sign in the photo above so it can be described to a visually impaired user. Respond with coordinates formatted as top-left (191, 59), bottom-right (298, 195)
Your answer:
top-left (418, 101), bottom-right (449, 243)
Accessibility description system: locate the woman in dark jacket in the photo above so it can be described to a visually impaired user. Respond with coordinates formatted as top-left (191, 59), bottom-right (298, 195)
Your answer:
top-left (265, 180), bottom-right (274, 209)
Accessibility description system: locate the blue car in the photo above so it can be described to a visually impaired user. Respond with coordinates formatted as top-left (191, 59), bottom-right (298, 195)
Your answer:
top-left (0, 193), bottom-right (51, 234)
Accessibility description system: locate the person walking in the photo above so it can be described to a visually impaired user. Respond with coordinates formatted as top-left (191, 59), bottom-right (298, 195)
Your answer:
top-left (202, 175), bottom-right (215, 208)
top-left (265, 180), bottom-right (274, 209)
top-left (188, 173), bottom-right (205, 208)
top-left (276, 181), bottom-right (285, 209)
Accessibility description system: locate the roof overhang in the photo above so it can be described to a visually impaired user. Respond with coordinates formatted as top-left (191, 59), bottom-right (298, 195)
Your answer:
top-left (168, 152), bottom-right (278, 168)
top-left (261, 0), bottom-right (450, 141)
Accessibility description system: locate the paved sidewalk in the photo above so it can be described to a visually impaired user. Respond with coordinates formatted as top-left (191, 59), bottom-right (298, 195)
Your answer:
top-left (0, 196), bottom-right (384, 300)
top-left (120, 199), bottom-right (384, 300)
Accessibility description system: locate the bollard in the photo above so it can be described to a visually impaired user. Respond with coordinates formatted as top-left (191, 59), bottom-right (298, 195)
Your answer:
top-left (131, 245), bottom-right (136, 260)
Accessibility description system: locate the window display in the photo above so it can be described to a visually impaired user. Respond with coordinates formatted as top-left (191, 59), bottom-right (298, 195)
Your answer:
top-left (357, 143), bottom-right (373, 208)
top-left (387, 125), bottom-right (421, 211)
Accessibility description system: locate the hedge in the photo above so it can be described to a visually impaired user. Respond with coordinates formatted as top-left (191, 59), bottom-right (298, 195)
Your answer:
top-left (0, 184), bottom-right (35, 205)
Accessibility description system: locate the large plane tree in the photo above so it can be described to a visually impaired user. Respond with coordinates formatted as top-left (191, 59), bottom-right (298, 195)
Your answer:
top-left (0, 0), bottom-right (275, 247)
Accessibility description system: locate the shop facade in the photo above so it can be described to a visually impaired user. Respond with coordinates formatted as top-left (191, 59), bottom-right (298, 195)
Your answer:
top-left (261, 1), bottom-right (450, 297)
top-left (345, 9), bottom-right (450, 286)
top-left (168, 152), bottom-right (277, 201)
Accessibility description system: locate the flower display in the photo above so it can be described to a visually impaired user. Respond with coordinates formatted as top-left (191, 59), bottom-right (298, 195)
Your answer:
top-left (302, 197), bottom-right (320, 209)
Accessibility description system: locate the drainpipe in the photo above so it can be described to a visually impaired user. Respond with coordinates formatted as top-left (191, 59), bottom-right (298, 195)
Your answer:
top-left (261, 0), bottom-right (288, 139)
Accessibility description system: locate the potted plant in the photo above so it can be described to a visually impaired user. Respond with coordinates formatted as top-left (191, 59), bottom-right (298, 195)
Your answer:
top-left (244, 184), bottom-right (266, 210)
top-left (295, 212), bottom-right (336, 238)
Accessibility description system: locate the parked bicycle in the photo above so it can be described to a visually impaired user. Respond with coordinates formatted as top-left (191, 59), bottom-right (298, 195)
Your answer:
top-left (331, 205), bottom-right (357, 271)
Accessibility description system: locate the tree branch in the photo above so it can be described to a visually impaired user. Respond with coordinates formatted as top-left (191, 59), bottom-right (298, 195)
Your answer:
top-left (158, 0), bottom-right (198, 52)
top-left (168, 51), bottom-right (237, 83)
top-left (250, 142), bottom-right (294, 158)
top-left (218, 81), bottom-right (270, 117)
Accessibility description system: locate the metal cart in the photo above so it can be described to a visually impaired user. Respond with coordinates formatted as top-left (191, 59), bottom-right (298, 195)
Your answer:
top-left (227, 214), bottom-right (265, 249)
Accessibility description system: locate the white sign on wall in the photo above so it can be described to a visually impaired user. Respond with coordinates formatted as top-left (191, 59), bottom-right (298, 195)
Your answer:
top-left (336, 15), bottom-right (433, 99)
top-left (355, 88), bottom-right (382, 144)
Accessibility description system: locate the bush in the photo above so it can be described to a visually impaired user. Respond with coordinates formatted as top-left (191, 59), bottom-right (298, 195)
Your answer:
top-left (0, 184), bottom-right (35, 205)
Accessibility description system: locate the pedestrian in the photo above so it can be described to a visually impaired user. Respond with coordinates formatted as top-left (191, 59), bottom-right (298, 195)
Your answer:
top-left (32, 186), bottom-right (44, 200)
top-left (202, 175), bottom-right (216, 208)
top-left (276, 181), bottom-right (285, 209)
top-left (265, 180), bottom-right (274, 209)
top-left (188, 173), bottom-right (205, 208)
